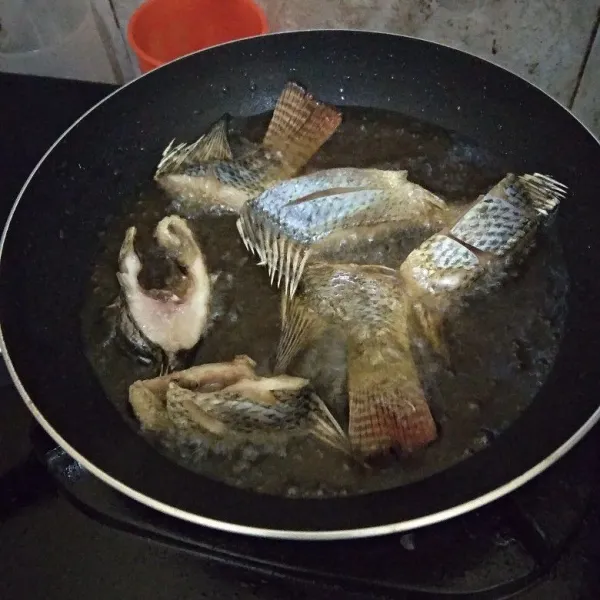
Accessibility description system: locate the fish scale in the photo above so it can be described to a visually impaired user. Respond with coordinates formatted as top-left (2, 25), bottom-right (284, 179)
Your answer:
top-left (270, 171), bottom-right (567, 459)
top-left (300, 263), bottom-right (403, 330)
top-left (451, 195), bottom-right (534, 255)
top-left (180, 155), bottom-right (276, 194)
top-left (252, 167), bottom-right (411, 218)
top-left (201, 390), bottom-right (318, 432)
top-left (154, 81), bottom-right (342, 214)
top-left (399, 172), bottom-right (567, 366)
top-left (236, 167), bottom-right (448, 301)
top-left (276, 188), bottom-right (388, 244)
top-left (402, 173), bottom-right (566, 299)
top-left (275, 260), bottom-right (437, 458)
top-left (428, 235), bottom-right (479, 270)
top-left (130, 357), bottom-right (350, 454)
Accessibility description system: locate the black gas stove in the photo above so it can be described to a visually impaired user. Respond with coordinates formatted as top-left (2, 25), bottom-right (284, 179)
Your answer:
top-left (1, 73), bottom-right (599, 600)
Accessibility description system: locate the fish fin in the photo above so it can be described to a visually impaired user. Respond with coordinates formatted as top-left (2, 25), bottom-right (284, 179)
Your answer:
top-left (262, 82), bottom-right (342, 175)
top-left (154, 117), bottom-right (233, 178)
top-left (190, 117), bottom-right (233, 162)
top-left (518, 173), bottom-right (567, 216)
top-left (305, 390), bottom-right (352, 455)
top-left (275, 294), bottom-right (325, 374)
top-left (237, 207), bottom-right (311, 295)
top-left (155, 141), bottom-right (196, 178)
top-left (347, 342), bottom-right (437, 457)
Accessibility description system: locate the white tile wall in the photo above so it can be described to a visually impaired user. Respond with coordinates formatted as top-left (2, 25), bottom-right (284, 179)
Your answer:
top-left (271, 0), bottom-right (598, 106)
top-left (0, 0), bottom-right (121, 83)
top-left (1, 0), bottom-right (599, 137)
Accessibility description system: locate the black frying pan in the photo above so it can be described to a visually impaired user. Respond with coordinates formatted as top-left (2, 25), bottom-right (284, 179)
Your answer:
top-left (1, 30), bottom-right (600, 540)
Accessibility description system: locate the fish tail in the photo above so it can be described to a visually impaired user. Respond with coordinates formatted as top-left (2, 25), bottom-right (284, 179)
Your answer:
top-left (275, 294), bottom-right (325, 374)
top-left (236, 208), bottom-right (311, 296)
top-left (262, 82), bottom-right (342, 175)
top-left (347, 343), bottom-right (437, 457)
top-left (518, 173), bottom-right (567, 216)
top-left (154, 116), bottom-right (233, 178)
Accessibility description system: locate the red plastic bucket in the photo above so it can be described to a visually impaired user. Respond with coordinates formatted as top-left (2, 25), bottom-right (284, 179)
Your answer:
top-left (127, 0), bottom-right (269, 73)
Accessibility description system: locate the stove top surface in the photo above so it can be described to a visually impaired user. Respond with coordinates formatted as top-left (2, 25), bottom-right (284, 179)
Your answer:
top-left (0, 72), bottom-right (599, 600)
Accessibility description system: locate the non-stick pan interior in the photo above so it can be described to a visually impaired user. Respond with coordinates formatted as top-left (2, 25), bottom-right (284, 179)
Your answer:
top-left (1, 31), bottom-right (600, 538)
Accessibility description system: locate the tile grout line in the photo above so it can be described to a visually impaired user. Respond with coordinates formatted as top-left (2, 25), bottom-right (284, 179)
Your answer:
top-left (107, 0), bottom-right (124, 41)
top-left (90, 0), bottom-right (137, 82)
top-left (568, 7), bottom-right (600, 109)
top-left (91, 1), bottom-right (125, 83)
top-left (106, 0), bottom-right (137, 77)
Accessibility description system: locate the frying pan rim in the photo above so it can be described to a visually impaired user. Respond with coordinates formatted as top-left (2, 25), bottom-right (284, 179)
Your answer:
top-left (1, 29), bottom-right (600, 540)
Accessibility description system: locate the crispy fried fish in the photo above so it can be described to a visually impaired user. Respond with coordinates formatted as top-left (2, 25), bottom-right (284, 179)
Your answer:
top-left (129, 355), bottom-right (258, 433)
top-left (236, 167), bottom-right (448, 298)
top-left (276, 263), bottom-right (437, 458)
top-left (272, 172), bottom-right (566, 458)
top-left (116, 215), bottom-right (212, 372)
top-left (128, 355), bottom-right (349, 453)
top-left (399, 173), bottom-right (567, 356)
top-left (155, 82), bottom-right (342, 215)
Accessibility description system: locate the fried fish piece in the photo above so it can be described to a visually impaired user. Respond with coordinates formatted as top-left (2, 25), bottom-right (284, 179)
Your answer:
top-left (276, 262), bottom-right (437, 458)
top-left (128, 355), bottom-right (349, 454)
top-left (236, 167), bottom-right (448, 298)
top-left (129, 355), bottom-right (258, 433)
top-left (155, 82), bottom-right (342, 215)
top-left (117, 215), bottom-right (212, 372)
top-left (399, 173), bottom-right (567, 356)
